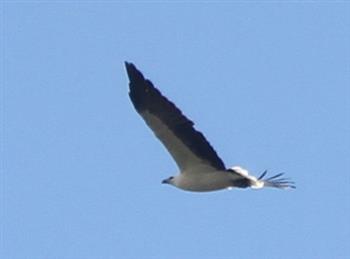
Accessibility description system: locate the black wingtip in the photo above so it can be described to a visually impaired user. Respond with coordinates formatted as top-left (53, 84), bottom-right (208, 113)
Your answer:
top-left (124, 61), bottom-right (145, 82)
top-left (124, 61), bottom-right (134, 77)
top-left (124, 61), bottom-right (133, 68)
top-left (125, 62), bottom-right (149, 112)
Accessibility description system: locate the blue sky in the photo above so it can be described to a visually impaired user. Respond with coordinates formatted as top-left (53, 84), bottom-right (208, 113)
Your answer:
top-left (2, 2), bottom-right (350, 259)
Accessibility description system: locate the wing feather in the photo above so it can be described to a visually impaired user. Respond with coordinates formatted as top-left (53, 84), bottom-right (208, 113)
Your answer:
top-left (125, 62), bottom-right (225, 171)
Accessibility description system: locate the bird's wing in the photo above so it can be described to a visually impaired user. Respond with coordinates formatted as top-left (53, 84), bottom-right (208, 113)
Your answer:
top-left (125, 62), bottom-right (226, 173)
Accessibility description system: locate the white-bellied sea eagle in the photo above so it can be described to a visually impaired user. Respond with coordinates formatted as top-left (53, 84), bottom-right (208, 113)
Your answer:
top-left (125, 62), bottom-right (295, 192)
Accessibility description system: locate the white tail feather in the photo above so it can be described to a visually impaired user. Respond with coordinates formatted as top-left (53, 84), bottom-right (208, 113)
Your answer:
top-left (230, 166), bottom-right (295, 189)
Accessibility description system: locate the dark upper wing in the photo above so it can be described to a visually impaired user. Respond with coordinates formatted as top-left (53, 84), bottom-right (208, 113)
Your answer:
top-left (125, 62), bottom-right (225, 172)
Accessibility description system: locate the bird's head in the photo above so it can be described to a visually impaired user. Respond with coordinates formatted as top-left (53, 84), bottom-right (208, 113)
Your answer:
top-left (162, 176), bottom-right (175, 185)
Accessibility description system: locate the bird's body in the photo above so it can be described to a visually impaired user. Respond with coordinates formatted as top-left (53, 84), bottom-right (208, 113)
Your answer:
top-left (125, 62), bottom-right (295, 192)
top-left (170, 169), bottom-right (240, 192)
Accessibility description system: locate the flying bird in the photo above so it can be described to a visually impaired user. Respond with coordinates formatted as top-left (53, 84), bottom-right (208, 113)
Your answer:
top-left (125, 62), bottom-right (295, 192)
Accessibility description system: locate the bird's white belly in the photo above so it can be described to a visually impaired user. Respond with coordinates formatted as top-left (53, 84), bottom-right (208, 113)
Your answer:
top-left (175, 170), bottom-right (234, 192)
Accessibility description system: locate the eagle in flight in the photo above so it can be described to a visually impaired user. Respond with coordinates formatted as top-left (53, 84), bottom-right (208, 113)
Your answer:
top-left (125, 62), bottom-right (295, 192)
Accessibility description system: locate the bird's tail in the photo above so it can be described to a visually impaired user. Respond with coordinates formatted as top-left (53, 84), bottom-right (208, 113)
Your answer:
top-left (230, 166), bottom-right (296, 189)
top-left (253, 170), bottom-right (296, 189)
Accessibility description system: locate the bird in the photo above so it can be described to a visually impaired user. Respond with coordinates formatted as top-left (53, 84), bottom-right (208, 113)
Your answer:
top-left (125, 62), bottom-right (295, 192)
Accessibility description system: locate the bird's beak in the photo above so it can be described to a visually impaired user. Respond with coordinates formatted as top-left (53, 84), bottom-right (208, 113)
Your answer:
top-left (162, 179), bottom-right (169, 184)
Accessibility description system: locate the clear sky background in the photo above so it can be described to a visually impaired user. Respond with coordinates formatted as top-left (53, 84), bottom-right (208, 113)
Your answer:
top-left (2, 2), bottom-right (350, 259)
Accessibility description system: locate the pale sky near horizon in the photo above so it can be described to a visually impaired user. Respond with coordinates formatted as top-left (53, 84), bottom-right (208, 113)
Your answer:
top-left (3, 2), bottom-right (350, 259)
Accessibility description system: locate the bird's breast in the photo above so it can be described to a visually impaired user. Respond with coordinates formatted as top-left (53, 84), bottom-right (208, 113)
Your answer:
top-left (174, 170), bottom-right (233, 192)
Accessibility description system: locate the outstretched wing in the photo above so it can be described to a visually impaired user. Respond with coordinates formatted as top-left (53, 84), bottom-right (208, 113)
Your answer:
top-left (125, 62), bottom-right (226, 172)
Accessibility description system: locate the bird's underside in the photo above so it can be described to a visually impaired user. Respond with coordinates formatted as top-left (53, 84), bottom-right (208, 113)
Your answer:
top-left (125, 62), bottom-right (295, 192)
top-left (167, 166), bottom-right (295, 192)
